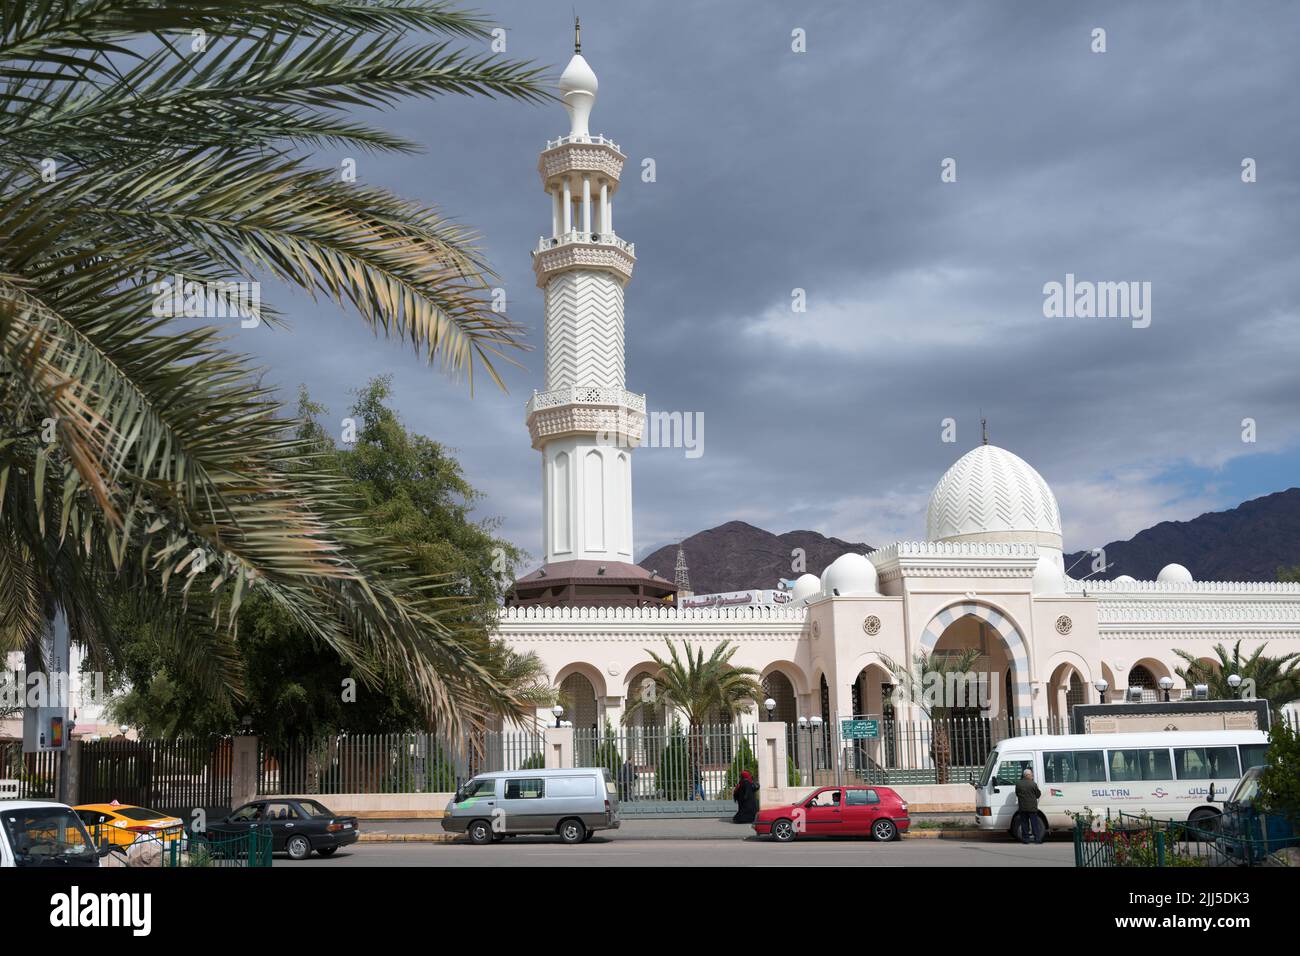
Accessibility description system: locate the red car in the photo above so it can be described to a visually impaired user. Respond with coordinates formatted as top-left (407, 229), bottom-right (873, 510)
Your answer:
top-left (754, 786), bottom-right (909, 842)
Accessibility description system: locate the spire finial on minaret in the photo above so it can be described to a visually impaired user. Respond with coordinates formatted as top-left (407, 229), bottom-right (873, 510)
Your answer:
top-left (981, 415), bottom-right (989, 445)
top-left (574, 14), bottom-right (581, 53)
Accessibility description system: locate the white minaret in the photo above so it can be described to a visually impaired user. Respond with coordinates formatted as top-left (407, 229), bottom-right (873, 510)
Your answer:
top-left (527, 21), bottom-right (643, 567)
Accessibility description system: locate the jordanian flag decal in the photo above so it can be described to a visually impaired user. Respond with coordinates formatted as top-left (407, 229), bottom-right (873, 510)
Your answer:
top-left (1050, 788), bottom-right (1064, 797)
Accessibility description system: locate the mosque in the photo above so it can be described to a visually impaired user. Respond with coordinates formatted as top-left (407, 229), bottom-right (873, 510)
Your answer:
top-left (496, 30), bottom-right (1300, 739)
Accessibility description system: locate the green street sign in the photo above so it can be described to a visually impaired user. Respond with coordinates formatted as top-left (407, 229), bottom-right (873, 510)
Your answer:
top-left (841, 718), bottom-right (879, 740)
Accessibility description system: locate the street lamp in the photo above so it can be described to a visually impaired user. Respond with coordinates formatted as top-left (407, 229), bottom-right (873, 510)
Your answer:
top-left (1093, 679), bottom-right (1109, 704)
top-left (551, 704), bottom-right (564, 728)
top-left (1227, 674), bottom-right (1243, 698)
top-left (764, 698), bottom-right (776, 721)
top-left (1158, 676), bottom-right (1174, 702)
top-left (118, 723), bottom-right (129, 738)
top-left (809, 715), bottom-right (824, 780)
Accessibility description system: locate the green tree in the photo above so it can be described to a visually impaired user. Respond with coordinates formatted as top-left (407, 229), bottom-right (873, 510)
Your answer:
top-left (108, 378), bottom-right (551, 740)
top-left (1258, 720), bottom-right (1300, 826)
top-left (0, 2), bottom-right (548, 728)
top-left (1172, 641), bottom-right (1300, 714)
top-left (654, 719), bottom-right (694, 802)
top-left (1277, 566), bottom-right (1300, 583)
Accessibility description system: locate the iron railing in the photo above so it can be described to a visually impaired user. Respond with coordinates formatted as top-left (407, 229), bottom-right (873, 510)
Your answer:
top-left (572, 723), bottom-right (759, 805)
top-left (1074, 809), bottom-right (1298, 868)
top-left (258, 730), bottom-right (544, 795)
top-left (78, 737), bottom-right (232, 818)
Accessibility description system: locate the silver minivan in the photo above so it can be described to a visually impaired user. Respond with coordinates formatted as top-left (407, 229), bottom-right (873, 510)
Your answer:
top-left (441, 767), bottom-right (620, 845)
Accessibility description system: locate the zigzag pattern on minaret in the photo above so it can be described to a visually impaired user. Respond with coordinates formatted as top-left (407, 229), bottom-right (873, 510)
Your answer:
top-left (543, 271), bottom-right (626, 389)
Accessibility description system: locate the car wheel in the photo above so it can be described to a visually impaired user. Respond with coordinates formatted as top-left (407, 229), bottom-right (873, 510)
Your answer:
top-left (1187, 808), bottom-right (1220, 833)
top-left (558, 819), bottom-right (586, 844)
top-left (771, 818), bottom-right (795, 843)
top-left (872, 819), bottom-right (897, 842)
top-left (467, 820), bottom-right (493, 845)
top-left (316, 847), bottom-right (338, 856)
top-left (286, 835), bottom-right (312, 860)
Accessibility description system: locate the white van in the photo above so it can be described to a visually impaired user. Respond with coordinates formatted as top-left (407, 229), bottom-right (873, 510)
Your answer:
top-left (441, 767), bottom-right (620, 845)
top-left (973, 729), bottom-right (1269, 833)
top-left (0, 800), bottom-right (110, 868)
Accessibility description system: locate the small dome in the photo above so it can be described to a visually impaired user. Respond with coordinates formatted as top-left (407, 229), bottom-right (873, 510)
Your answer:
top-left (790, 574), bottom-right (821, 603)
top-left (927, 444), bottom-right (1062, 545)
top-left (1157, 563), bottom-right (1193, 583)
top-left (821, 552), bottom-right (878, 597)
top-left (1031, 552), bottom-right (1065, 596)
top-left (558, 53), bottom-right (598, 96)
top-left (1113, 574), bottom-right (1137, 585)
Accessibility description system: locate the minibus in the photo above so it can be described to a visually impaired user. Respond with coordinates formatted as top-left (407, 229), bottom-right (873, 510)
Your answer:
top-left (973, 729), bottom-right (1269, 833)
top-left (441, 767), bottom-right (620, 845)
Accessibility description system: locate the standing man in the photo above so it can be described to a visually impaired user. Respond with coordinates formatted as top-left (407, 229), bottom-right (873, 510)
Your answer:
top-left (1015, 768), bottom-right (1043, 844)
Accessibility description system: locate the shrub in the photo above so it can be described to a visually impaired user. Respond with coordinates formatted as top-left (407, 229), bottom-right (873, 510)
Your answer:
top-left (720, 737), bottom-right (759, 797)
top-left (655, 720), bottom-right (696, 801)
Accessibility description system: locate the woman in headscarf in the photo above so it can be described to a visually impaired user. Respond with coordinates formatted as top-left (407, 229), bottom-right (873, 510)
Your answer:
top-left (732, 770), bottom-right (760, 824)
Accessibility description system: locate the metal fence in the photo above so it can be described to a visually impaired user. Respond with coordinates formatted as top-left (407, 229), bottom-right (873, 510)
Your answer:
top-left (79, 737), bottom-right (233, 819)
top-left (1074, 809), bottom-right (1298, 868)
top-left (573, 723), bottom-right (759, 815)
top-left (0, 740), bottom-right (62, 799)
top-left (788, 716), bottom-right (1071, 787)
top-left (257, 730), bottom-right (544, 795)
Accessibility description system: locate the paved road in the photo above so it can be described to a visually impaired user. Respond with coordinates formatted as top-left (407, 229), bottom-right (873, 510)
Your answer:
top-left (297, 837), bottom-right (1073, 867)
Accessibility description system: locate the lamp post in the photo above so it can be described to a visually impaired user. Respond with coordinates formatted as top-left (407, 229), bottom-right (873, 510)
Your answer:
top-left (797, 716), bottom-right (809, 785)
top-left (809, 714), bottom-right (824, 782)
top-left (1158, 676), bottom-right (1174, 703)
top-left (1093, 679), bottom-right (1109, 704)
top-left (764, 698), bottom-right (776, 722)
top-left (1227, 674), bottom-right (1243, 698)
top-left (552, 704), bottom-right (564, 728)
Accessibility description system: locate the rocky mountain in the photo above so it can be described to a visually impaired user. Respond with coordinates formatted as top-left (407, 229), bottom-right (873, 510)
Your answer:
top-left (1063, 487), bottom-right (1300, 582)
top-left (638, 520), bottom-right (871, 594)
top-left (639, 488), bottom-right (1300, 593)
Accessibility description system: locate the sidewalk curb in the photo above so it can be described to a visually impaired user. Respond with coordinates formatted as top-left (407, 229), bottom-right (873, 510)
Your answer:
top-left (357, 828), bottom-right (1060, 844)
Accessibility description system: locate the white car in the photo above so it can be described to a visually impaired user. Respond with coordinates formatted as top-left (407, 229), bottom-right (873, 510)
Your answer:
top-left (0, 800), bottom-right (111, 868)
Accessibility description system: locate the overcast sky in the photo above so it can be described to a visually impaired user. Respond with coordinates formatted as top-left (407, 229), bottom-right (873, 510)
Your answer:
top-left (243, 0), bottom-right (1300, 570)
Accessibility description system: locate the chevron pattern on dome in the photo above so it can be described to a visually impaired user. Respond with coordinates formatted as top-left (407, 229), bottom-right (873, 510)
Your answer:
top-left (925, 445), bottom-right (1062, 542)
top-left (543, 270), bottom-right (625, 389)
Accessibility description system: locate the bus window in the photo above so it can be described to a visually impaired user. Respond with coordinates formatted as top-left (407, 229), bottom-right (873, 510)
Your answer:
top-left (1239, 743), bottom-right (1268, 771)
top-left (1043, 751), bottom-right (1077, 783)
top-left (1043, 751), bottom-right (1105, 783)
top-left (1174, 747), bottom-right (1241, 780)
top-left (994, 755), bottom-right (1034, 786)
top-left (1108, 748), bottom-right (1172, 781)
top-left (1073, 750), bottom-right (1106, 782)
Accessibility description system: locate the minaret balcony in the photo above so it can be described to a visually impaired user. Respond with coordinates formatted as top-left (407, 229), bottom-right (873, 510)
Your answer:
top-left (538, 135), bottom-right (625, 187)
top-left (532, 232), bottom-right (635, 287)
top-left (525, 385), bottom-right (646, 450)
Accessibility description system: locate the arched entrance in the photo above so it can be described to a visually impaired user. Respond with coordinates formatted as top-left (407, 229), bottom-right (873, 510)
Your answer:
top-left (1048, 662), bottom-right (1087, 723)
top-left (760, 670), bottom-right (798, 724)
top-left (917, 601), bottom-right (1031, 718)
top-left (558, 672), bottom-right (598, 732)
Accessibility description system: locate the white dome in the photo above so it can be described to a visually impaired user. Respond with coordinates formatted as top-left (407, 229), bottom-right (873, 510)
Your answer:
top-left (790, 574), bottom-right (821, 603)
top-left (558, 53), bottom-right (598, 96)
top-left (821, 552), bottom-right (878, 597)
top-left (926, 444), bottom-right (1062, 545)
top-left (1157, 563), bottom-right (1193, 583)
top-left (559, 53), bottom-right (598, 138)
top-left (1113, 574), bottom-right (1137, 585)
top-left (1031, 552), bottom-right (1065, 596)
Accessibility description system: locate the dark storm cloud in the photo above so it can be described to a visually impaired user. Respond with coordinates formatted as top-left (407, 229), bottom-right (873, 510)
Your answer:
top-left (241, 0), bottom-right (1300, 569)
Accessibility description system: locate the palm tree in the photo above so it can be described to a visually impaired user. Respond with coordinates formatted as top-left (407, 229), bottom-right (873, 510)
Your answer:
top-left (880, 649), bottom-right (983, 784)
top-left (1173, 641), bottom-right (1300, 714)
top-left (623, 641), bottom-right (764, 732)
top-left (0, 2), bottom-right (550, 730)
top-left (623, 641), bottom-right (763, 796)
